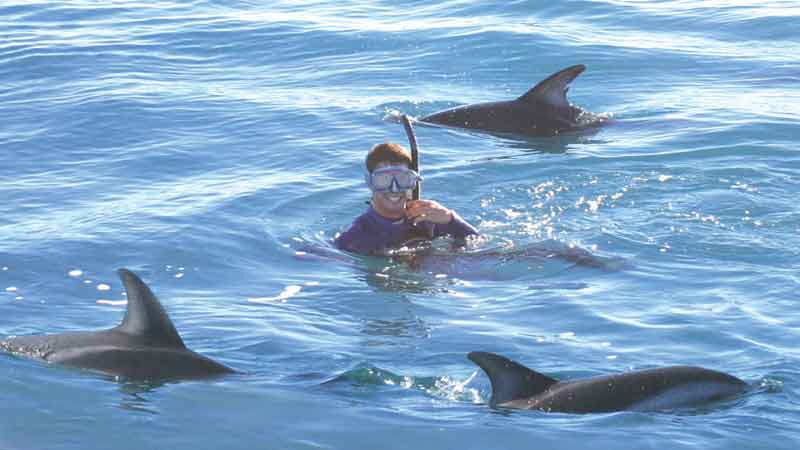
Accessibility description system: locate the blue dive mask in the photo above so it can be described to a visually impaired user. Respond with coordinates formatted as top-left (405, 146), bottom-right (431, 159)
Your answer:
top-left (365, 166), bottom-right (421, 192)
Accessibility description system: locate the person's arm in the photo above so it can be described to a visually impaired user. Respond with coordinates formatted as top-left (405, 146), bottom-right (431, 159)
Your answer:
top-left (437, 210), bottom-right (479, 240)
top-left (334, 216), bottom-right (385, 255)
top-left (406, 199), bottom-right (478, 240)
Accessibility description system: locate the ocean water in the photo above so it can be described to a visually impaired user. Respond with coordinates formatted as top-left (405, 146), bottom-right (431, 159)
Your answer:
top-left (1, 1), bottom-right (799, 448)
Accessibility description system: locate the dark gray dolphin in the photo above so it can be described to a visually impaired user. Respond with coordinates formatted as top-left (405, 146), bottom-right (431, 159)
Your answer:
top-left (469, 351), bottom-right (747, 413)
top-left (420, 64), bottom-right (606, 137)
top-left (1, 269), bottom-right (235, 380)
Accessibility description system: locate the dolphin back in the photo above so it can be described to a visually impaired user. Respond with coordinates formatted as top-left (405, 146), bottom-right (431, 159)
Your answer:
top-left (418, 64), bottom-right (597, 137)
top-left (468, 351), bottom-right (748, 413)
top-left (623, 366), bottom-right (748, 411)
top-left (1, 268), bottom-right (237, 380)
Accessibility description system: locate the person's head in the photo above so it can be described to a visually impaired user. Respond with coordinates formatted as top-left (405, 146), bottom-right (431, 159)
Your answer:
top-left (365, 142), bottom-right (412, 172)
top-left (364, 143), bottom-right (419, 219)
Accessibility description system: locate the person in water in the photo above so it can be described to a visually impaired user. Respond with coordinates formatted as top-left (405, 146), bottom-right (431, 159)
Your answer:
top-left (334, 142), bottom-right (478, 255)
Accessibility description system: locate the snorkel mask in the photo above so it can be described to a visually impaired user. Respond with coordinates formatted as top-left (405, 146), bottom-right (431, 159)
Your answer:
top-left (365, 165), bottom-right (421, 193)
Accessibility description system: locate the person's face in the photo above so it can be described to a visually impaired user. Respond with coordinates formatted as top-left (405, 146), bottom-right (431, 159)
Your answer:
top-left (370, 162), bottom-right (412, 219)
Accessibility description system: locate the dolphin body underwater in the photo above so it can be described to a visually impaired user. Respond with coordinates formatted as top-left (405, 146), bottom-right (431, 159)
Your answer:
top-left (468, 352), bottom-right (748, 413)
top-left (1, 269), bottom-right (235, 380)
top-left (419, 64), bottom-right (607, 137)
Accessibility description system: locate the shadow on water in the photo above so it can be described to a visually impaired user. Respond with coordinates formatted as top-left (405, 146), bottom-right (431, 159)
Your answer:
top-left (361, 317), bottom-right (430, 340)
top-left (1, 352), bottom-right (168, 412)
top-left (2, 359), bottom-right (171, 414)
top-left (116, 380), bottom-right (165, 414)
top-left (296, 238), bottom-right (626, 293)
top-left (490, 124), bottom-right (611, 155)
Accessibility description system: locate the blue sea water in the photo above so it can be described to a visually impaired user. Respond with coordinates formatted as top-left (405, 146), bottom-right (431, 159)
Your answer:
top-left (1, 0), bottom-right (799, 448)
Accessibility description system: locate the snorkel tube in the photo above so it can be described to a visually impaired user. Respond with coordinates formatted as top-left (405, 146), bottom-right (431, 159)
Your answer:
top-left (401, 115), bottom-right (421, 201)
top-left (401, 114), bottom-right (435, 239)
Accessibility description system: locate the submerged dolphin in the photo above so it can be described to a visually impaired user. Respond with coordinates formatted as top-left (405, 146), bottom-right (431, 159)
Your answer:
top-left (1, 269), bottom-right (235, 380)
top-left (468, 352), bottom-right (747, 413)
top-left (420, 64), bottom-right (606, 137)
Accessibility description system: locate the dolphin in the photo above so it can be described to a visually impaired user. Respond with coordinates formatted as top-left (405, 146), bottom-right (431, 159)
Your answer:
top-left (468, 351), bottom-right (747, 413)
top-left (1, 269), bottom-right (236, 380)
top-left (419, 64), bottom-right (606, 137)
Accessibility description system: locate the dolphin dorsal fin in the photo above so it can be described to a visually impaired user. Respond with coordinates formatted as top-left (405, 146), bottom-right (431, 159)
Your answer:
top-left (114, 269), bottom-right (186, 348)
top-left (518, 64), bottom-right (586, 110)
top-left (468, 351), bottom-right (558, 407)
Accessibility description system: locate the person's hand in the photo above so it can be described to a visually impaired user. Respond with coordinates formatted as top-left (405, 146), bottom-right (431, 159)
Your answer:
top-left (405, 199), bottom-right (454, 225)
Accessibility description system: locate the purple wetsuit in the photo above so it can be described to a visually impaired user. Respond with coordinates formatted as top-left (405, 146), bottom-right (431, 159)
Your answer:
top-left (334, 206), bottom-right (479, 255)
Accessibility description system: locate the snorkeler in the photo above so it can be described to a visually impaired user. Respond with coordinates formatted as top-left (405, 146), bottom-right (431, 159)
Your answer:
top-left (334, 142), bottom-right (478, 255)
